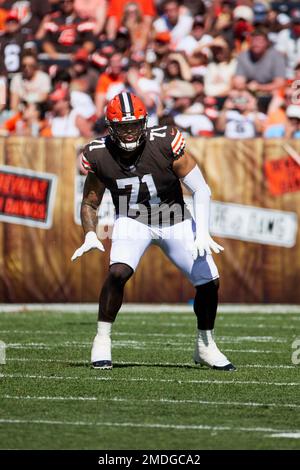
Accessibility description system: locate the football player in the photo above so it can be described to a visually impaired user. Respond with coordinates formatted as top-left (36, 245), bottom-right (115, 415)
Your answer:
top-left (72, 91), bottom-right (236, 371)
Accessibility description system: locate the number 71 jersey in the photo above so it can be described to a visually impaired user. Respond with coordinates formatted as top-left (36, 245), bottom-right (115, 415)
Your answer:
top-left (81, 125), bottom-right (191, 226)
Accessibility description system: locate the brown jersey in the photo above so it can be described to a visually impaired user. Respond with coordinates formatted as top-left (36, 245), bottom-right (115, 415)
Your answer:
top-left (0, 32), bottom-right (26, 75)
top-left (81, 125), bottom-right (191, 226)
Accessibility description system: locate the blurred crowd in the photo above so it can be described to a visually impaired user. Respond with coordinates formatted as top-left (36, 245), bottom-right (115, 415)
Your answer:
top-left (1, 0), bottom-right (300, 139)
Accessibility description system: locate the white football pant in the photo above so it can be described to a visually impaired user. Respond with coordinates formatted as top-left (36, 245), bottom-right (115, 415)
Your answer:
top-left (110, 217), bottom-right (219, 286)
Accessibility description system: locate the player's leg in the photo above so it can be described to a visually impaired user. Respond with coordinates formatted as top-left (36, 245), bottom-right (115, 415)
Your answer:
top-left (92, 263), bottom-right (133, 369)
top-left (99, 263), bottom-right (133, 323)
top-left (193, 279), bottom-right (235, 370)
top-left (160, 219), bottom-right (236, 371)
top-left (91, 217), bottom-right (151, 369)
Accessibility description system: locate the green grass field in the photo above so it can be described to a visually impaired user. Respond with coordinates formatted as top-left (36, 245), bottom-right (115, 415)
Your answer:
top-left (0, 309), bottom-right (299, 450)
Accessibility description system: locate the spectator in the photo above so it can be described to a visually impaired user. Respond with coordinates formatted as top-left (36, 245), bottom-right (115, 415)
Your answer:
top-left (175, 15), bottom-right (212, 56)
top-left (148, 31), bottom-right (171, 84)
top-left (264, 87), bottom-right (296, 138)
top-left (233, 29), bottom-right (286, 113)
top-left (71, 89), bottom-right (97, 120)
top-left (253, 2), bottom-right (269, 27)
top-left (127, 56), bottom-right (162, 126)
top-left (265, 103), bottom-right (300, 138)
top-left (268, 12), bottom-right (290, 46)
top-left (90, 39), bottom-right (116, 75)
top-left (48, 86), bottom-right (92, 137)
top-left (95, 52), bottom-right (127, 117)
top-left (10, 52), bottom-right (51, 111)
top-left (113, 26), bottom-right (132, 56)
top-left (216, 89), bottom-right (265, 138)
top-left (284, 105), bottom-right (300, 138)
top-left (153, 0), bottom-right (193, 47)
top-left (162, 52), bottom-right (192, 84)
top-left (191, 75), bottom-right (205, 103)
top-left (51, 67), bottom-right (97, 120)
top-left (121, 2), bottom-right (148, 52)
top-left (203, 95), bottom-right (219, 123)
top-left (232, 5), bottom-right (254, 52)
top-left (208, 0), bottom-right (234, 46)
top-left (106, 0), bottom-right (155, 41)
top-left (42, 0), bottom-right (95, 59)
top-left (74, 0), bottom-right (107, 35)
top-left (211, 5), bottom-right (253, 52)
top-left (69, 48), bottom-right (98, 95)
top-left (188, 46), bottom-right (209, 78)
top-left (6, 0), bottom-right (51, 39)
top-left (0, 101), bottom-right (51, 136)
top-left (204, 37), bottom-right (236, 108)
top-left (0, 12), bottom-right (28, 78)
top-left (275, 8), bottom-right (300, 79)
top-left (2, 0), bottom-right (299, 143)
top-left (164, 80), bottom-right (214, 137)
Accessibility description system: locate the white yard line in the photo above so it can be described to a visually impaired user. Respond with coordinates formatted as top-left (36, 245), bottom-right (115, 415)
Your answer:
top-left (0, 418), bottom-right (298, 436)
top-left (1, 394), bottom-right (299, 409)
top-left (0, 330), bottom-right (80, 335)
top-left (1, 395), bottom-right (97, 401)
top-left (6, 358), bottom-right (295, 369)
top-left (0, 328), bottom-right (296, 336)
top-left (149, 322), bottom-right (298, 330)
top-left (1, 373), bottom-right (299, 387)
top-left (268, 433), bottom-right (300, 439)
top-left (0, 331), bottom-right (287, 343)
top-left (4, 343), bottom-right (281, 353)
top-left (1, 303), bottom-right (300, 314)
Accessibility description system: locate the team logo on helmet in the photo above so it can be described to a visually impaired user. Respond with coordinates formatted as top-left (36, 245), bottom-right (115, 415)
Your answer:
top-left (105, 92), bottom-right (148, 151)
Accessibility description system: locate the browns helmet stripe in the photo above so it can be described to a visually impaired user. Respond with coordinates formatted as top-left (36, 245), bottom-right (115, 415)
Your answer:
top-left (124, 92), bottom-right (134, 113)
top-left (118, 93), bottom-right (127, 114)
top-left (119, 92), bottom-right (134, 116)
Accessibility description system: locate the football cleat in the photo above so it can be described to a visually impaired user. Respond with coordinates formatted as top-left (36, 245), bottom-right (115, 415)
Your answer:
top-left (92, 360), bottom-right (112, 370)
top-left (194, 331), bottom-right (236, 371)
top-left (212, 363), bottom-right (236, 371)
top-left (91, 335), bottom-right (112, 370)
top-left (105, 91), bottom-right (148, 152)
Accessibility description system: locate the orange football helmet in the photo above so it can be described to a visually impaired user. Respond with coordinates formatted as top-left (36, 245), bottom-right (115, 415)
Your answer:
top-left (105, 92), bottom-right (148, 151)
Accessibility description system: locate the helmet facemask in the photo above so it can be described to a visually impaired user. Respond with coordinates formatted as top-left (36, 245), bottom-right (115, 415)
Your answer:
top-left (107, 118), bottom-right (147, 151)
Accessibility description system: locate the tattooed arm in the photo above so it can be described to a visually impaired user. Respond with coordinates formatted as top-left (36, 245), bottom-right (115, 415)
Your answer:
top-left (71, 172), bottom-right (106, 261)
top-left (81, 172), bottom-right (106, 234)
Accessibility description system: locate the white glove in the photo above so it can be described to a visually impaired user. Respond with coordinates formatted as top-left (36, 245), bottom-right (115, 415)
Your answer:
top-left (71, 231), bottom-right (105, 261)
top-left (192, 234), bottom-right (224, 260)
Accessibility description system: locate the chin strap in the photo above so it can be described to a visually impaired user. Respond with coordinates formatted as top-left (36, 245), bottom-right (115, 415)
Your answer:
top-left (107, 118), bottom-right (148, 152)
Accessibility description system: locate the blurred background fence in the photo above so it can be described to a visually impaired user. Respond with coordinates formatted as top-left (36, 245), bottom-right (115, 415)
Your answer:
top-left (0, 136), bottom-right (299, 303)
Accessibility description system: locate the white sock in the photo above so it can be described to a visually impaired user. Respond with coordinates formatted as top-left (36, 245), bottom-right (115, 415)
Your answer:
top-left (197, 329), bottom-right (229, 366)
top-left (97, 321), bottom-right (112, 337)
top-left (197, 329), bottom-right (214, 347)
top-left (91, 321), bottom-right (112, 363)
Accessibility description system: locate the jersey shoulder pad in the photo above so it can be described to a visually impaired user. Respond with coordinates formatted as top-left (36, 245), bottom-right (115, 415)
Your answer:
top-left (147, 125), bottom-right (186, 160)
top-left (81, 137), bottom-right (107, 173)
